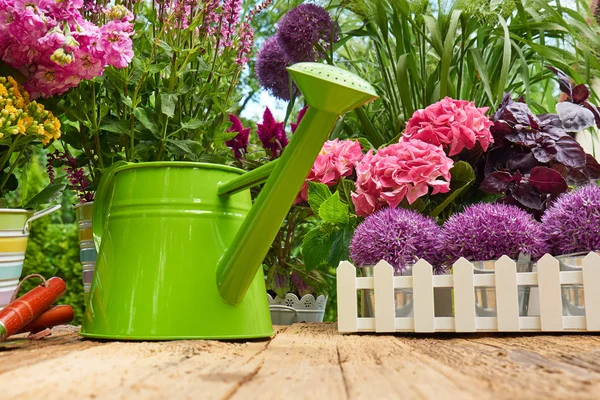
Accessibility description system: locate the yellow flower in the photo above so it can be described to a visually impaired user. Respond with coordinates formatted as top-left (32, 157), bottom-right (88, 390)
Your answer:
top-left (16, 116), bottom-right (33, 134)
top-left (0, 84), bottom-right (8, 98)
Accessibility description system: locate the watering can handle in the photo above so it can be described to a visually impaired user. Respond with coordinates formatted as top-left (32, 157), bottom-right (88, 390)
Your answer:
top-left (23, 205), bottom-right (61, 234)
top-left (93, 161), bottom-right (129, 252)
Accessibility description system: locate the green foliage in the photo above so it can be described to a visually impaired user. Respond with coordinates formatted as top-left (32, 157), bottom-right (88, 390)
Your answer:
top-left (336, 0), bottom-right (600, 144)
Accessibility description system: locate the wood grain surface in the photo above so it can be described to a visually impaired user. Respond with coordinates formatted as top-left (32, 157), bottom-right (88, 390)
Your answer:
top-left (1, 324), bottom-right (600, 399)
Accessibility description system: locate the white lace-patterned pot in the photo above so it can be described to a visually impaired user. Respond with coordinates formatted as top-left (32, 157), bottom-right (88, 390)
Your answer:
top-left (267, 293), bottom-right (328, 325)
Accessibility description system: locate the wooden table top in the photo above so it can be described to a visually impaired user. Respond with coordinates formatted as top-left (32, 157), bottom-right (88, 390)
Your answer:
top-left (1, 323), bottom-right (600, 399)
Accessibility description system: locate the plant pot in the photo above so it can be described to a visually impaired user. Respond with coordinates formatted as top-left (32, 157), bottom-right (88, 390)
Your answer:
top-left (267, 293), bottom-right (328, 324)
top-left (359, 265), bottom-right (413, 318)
top-left (556, 252), bottom-right (600, 316)
top-left (74, 202), bottom-right (95, 304)
top-left (473, 258), bottom-right (534, 317)
top-left (0, 206), bottom-right (60, 309)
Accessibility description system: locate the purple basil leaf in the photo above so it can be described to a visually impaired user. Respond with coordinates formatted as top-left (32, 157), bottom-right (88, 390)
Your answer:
top-left (480, 171), bottom-right (513, 193)
top-left (506, 151), bottom-right (538, 173)
top-left (583, 101), bottom-right (600, 128)
top-left (584, 153), bottom-right (600, 180)
top-left (572, 84), bottom-right (590, 104)
top-left (554, 136), bottom-right (586, 168)
top-left (492, 121), bottom-right (513, 139)
top-left (493, 93), bottom-right (512, 121)
top-left (505, 130), bottom-right (537, 146)
top-left (517, 95), bottom-right (526, 103)
top-left (538, 113), bottom-right (562, 128)
top-left (531, 143), bottom-right (556, 164)
top-left (512, 182), bottom-right (544, 210)
top-left (506, 102), bottom-right (536, 127)
top-left (556, 102), bottom-right (596, 132)
top-left (527, 166), bottom-right (568, 194)
top-left (547, 66), bottom-right (572, 96)
top-left (291, 270), bottom-right (313, 297)
top-left (565, 167), bottom-right (592, 187)
top-left (485, 146), bottom-right (514, 175)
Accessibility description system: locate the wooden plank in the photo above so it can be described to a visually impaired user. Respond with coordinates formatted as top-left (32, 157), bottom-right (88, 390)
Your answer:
top-left (337, 261), bottom-right (358, 333)
top-left (230, 324), bottom-right (346, 400)
top-left (453, 258), bottom-right (476, 332)
top-left (413, 259), bottom-right (434, 333)
top-left (374, 260), bottom-right (395, 333)
top-left (537, 254), bottom-right (564, 331)
top-left (495, 256), bottom-right (520, 331)
top-left (583, 252), bottom-right (600, 330)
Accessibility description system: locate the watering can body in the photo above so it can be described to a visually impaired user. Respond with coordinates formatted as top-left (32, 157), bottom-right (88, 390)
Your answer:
top-left (81, 63), bottom-right (378, 340)
top-left (81, 162), bottom-right (273, 339)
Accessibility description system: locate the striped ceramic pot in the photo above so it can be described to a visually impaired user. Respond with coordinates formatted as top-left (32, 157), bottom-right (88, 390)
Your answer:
top-left (0, 206), bottom-right (61, 309)
top-left (74, 202), bottom-right (96, 303)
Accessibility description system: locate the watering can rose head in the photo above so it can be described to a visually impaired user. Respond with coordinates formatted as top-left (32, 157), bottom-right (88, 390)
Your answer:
top-left (541, 185), bottom-right (600, 256)
top-left (441, 203), bottom-right (547, 264)
top-left (351, 141), bottom-right (453, 217)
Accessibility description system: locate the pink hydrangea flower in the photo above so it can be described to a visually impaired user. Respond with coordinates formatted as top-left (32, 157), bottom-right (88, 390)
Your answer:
top-left (297, 139), bottom-right (363, 202)
top-left (401, 97), bottom-right (494, 157)
top-left (352, 141), bottom-right (454, 217)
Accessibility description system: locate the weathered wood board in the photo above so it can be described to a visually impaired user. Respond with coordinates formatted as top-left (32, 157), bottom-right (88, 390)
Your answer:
top-left (1, 324), bottom-right (600, 399)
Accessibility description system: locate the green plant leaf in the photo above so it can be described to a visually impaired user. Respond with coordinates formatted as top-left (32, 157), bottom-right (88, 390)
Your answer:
top-left (133, 108), bottom-right (159, 136)
top-left (440, 10), bottom-right (461, 98)
top-left (423, 15), bottom-right (443, 56)
top-left (160, 93), bottom-right (177, 118)
top-left (327, 224), bottom-right (354, 268)
top-left (319, 191), bottom-right (349, 224)
top-left (307, 181), bottom-right (332, 214)
top-left (99, 118), bottom-right (131, 135)
top-left (266, 264), bottom-right (290, 298)
top-left (496, 16), bottom-right (512, 105)
top-left (24, 183), bottom-right (66, 209)
top-left (430, 161), bottom-right (475, 218)
top-left (302, 228), bottom-right (332, 273)
top-left (396, 53), bottom-right (414, 117)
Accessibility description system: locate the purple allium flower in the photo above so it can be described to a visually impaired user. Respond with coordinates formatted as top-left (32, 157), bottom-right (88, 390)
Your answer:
top-left (350, 207), bottom-right (443, 274)
top-left (256, 37), bottom-right (293, 100)
top-left (291, 105), bottom-right (308, 134)
top-left (276, 4), bottom-right (338, 63)
top-left (225, 114), bottom-right (250, 159)
top-left (257, 107), bottom-right (288, 158)
top-left (541, 185), bottom-right (600, 255)
top-left (441, 203), bottom-right (547, 263)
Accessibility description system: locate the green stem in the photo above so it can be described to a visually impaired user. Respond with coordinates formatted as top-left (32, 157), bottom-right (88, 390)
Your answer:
top-left (0, 140), bottom-right (23, 193)
top-left (90, 83), bottom-right (104, 169)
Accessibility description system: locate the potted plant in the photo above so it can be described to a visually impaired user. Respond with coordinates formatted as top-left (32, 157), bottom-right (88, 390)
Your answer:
top-left (350, 207), bottom-right (443, 318)
top-left (541, 185), bottom-right (600, 316)
top-left (0, 75), bottom-right (63, 308)
top-left (441, 203), bottom-right (547, 317)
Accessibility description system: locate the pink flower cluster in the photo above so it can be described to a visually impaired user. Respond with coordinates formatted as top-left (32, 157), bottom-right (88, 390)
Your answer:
top-left (351, 141), bottom-right (454, 217)
top-left (0, 0), bottom-right (134, 98)
top-left (401, 97), bottom-right (494, 156)
top-left (297, 139), bottom-right (363, 203)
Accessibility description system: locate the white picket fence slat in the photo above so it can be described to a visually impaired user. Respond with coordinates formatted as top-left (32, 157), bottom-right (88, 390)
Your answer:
top-left (337, 252), bottom-right (600, 333)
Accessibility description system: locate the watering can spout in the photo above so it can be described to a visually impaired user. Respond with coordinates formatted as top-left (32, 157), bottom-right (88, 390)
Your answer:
top-left (216, 63), bottom-right (378, 306)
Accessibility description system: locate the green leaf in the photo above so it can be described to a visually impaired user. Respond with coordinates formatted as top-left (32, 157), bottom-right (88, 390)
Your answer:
top-left (181, 119), bottom-right (207, 130)
top-left (99, 118), bottom-right (131, 135)
top-left (266, 264), bottom-right (290, 298)
top-left (307, 181), bottom-right (331, 214)
top-left (468, 49), bottom-right (495, 106)
top-left (326, 224), bottom-right (354, 268)
top-left (496, 16), bottom-right (512, 105)
top-left (166, 139), bottom-right (203, 155)
top-left (160, 93), bottom-right (177, 118)
top-left (24, 183), bottom-right (66, 209)
top-left (375, 1), bottom-right (389, 42)
top-left (423, 15), bottom-right (443, 56)
top-left (133, 108), bottom-right (159, 136)
top-left (302, 228), bottom-right (332, 273)
top-left (319, 192), bottom-right (349, 224)
top-left (396, 53), bottom-right (415, 117)
top-left (430, 161), bottom-right (475, 218)
top-left (440, 10), bottom-right (461, 98)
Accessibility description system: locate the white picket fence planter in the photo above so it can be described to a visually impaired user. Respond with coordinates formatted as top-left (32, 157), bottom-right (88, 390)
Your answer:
top-left (337, 252), bottom-right (600, 333)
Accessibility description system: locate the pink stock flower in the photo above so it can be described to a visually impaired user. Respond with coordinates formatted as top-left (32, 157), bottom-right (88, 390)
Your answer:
top-left (352, 141), bottom-right (454, 217)
top-left (297, 139), bottom-right (363, 203)
top-left (0, 0), bottom-right (133, 98)
top-left (401, 97), bottom-right (494, 157)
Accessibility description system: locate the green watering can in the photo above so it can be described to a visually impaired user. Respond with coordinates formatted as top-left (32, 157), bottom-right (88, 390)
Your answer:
top-left (81, 63), bottom-right (378, 340)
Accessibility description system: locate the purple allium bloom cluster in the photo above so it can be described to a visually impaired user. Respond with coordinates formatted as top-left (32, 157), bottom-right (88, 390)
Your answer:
top-left (225, 114), bottom-right (250, 159)
top-left (256, 37), bottom-right (294, 100)
top-left (257, 107), bottom-right (288, 158)
top-left (441, 203), bottom-right (546, 264)
top-left (276, 3), bottom-right (338, 63)
top-left (541, 185), bottom-right (600, 255)
top-left (350, 207), bottom-right (443, 274)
